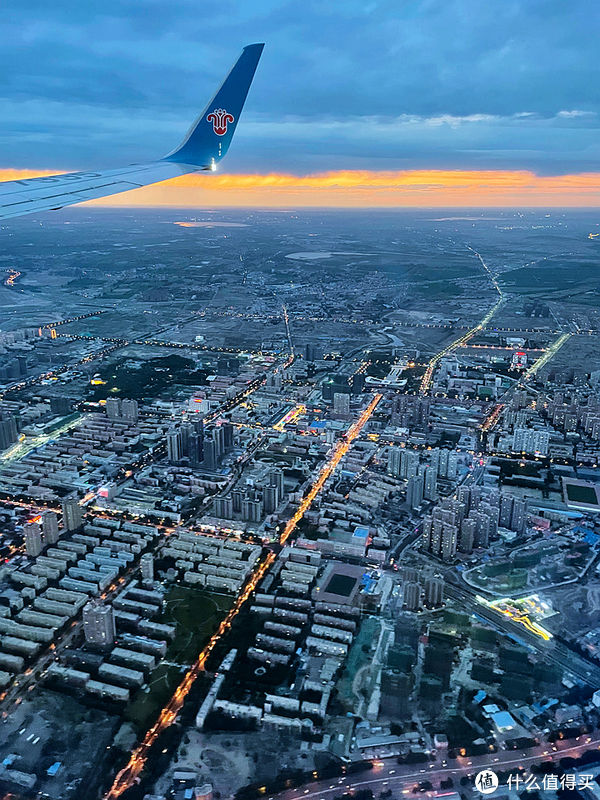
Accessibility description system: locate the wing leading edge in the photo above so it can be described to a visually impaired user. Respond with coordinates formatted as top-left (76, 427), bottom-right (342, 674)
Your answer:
top-left (0, 43), bottom-right (264, 221)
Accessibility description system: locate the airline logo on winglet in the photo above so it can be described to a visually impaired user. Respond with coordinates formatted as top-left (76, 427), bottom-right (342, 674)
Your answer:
top-left (207, 109), bottom-right (235, 136)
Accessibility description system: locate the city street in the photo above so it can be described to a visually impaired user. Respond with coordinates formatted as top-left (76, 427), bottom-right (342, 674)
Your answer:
top-left (271, 735), bottom-right (600, 800)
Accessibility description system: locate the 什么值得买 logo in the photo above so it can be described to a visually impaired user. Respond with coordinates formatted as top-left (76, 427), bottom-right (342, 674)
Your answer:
top-left (475, 769), bottom-right (499, 795)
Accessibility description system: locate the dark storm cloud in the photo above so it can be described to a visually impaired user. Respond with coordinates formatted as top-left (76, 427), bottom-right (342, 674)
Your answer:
top-left (0, 0), bottom-right (598, 172)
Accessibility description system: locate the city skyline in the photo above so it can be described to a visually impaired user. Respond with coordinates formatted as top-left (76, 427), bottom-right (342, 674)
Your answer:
top-left (2, 3), bottom-right (600, 799)
top-left (1, 204), bottom-right (600, 799)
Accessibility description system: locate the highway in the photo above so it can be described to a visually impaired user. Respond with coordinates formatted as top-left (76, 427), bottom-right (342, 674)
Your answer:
top-left (419, 248), bottom-right (503, 394)
top-left (42, 310), bottom-right (108, 328)
top-left (523, 332), bottom-right (571, 378)
top-left (269, 734), bottom-right (600, 800)
top-left (478, 329), bottom-right (572, 433)
top-left (59, 330), bottom-right (275, 358)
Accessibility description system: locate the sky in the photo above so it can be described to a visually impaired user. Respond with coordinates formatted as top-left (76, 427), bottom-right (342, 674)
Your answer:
top-left (1, 0), bottom-right (599, 207)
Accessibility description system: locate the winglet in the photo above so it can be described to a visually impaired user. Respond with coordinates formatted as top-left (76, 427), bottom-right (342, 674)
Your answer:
top-left (163, 43), bottom-right (264, 169)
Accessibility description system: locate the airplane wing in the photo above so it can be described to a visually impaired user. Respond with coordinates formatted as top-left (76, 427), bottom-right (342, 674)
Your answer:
top-left (0, 43), bottom-right (264, 221)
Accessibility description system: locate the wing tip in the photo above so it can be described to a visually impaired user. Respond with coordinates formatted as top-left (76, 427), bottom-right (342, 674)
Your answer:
top-left (162, 43), bottom-right (264, 168)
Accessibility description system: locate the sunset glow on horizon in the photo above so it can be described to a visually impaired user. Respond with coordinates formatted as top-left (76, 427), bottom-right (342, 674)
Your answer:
top-left (1, 167), bottom-right (600, 208)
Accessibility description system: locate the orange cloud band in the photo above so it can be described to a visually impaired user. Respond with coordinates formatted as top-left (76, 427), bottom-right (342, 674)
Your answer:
top-left (1, 167), bottom-right (599, 207)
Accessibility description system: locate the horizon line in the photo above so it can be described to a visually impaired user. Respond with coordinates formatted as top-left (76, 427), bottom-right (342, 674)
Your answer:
top-left (1, 167), bottom-right (599, 209)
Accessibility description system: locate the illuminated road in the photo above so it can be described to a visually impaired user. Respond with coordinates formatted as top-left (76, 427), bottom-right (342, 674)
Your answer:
top-left (480, 402), bottom-right (504, 433)
top-left (104, 393), bottom-right (382, 799)
top-left (274, 404), bottom-right (306, 432)
top-left (271, 735), bottom-right (600, 800)
top-left (479, 331), bottom-right (572, 432)
top-left (278, 393), bottom-right (382, 546)
top-left (59, 331), bottom-right (275, 358)
top-left (420, 248), bottom-right (504, 394)
top-left (458, 344), bottom-right (544, 352)
top-left (42, 310), bottom-right (108, 328)
top-left (0, 414), bottom-right (83, 463)
top-left (523, 332), bottom-right (571, 378)
top-left (484, 598), bottom-right (552, 641)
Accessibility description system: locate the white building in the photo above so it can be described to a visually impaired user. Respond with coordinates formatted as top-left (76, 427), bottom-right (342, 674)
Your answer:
top-left (512, 428), bottom-right (550, 456)
top-left (82, 600), bottom-right (115, 648)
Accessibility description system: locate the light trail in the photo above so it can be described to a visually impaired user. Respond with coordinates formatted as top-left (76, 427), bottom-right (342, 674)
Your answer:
top-left (420, 248), bottom-right (504, 394)
top-left (104, 393), bottom-right (382, 799)
top-left (524, 332), bottom-right (571, 378)
top-left (480, 402), bottom-right (505, 433)
top-left (479, 332), bottom-right (571, 434)
top-left (479, 596), bottom-right (553, 641)
top-left (273, 404), bottom-right (306, 431)
top-left (279, 393), bottom-right (382, 546)
top-left (493, 606), bottom-right (552, 641)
